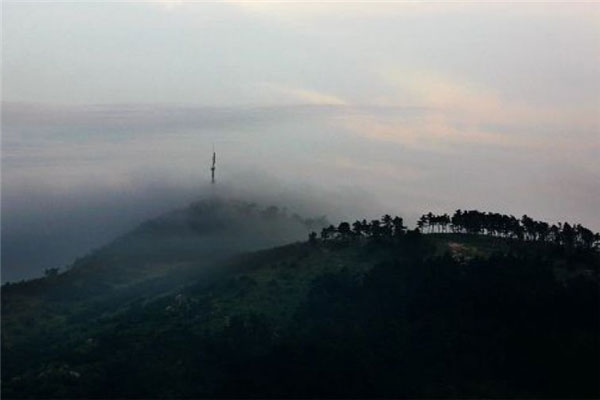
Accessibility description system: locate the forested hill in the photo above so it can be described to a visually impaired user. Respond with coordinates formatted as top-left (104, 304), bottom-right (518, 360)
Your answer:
top-left (2, 198), bottom-right (327, 297)
top-left (2, 205), bottom-right (599, 398)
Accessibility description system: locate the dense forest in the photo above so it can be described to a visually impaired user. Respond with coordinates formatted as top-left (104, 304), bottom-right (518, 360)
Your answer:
top-left (2, 201), bottom-right (599, 398)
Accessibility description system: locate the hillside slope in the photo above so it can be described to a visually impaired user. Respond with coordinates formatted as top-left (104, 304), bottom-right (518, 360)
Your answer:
top-left (2, 225), bottom-right (598, 398)
top-left (2, 196), bottom-right (326, 299)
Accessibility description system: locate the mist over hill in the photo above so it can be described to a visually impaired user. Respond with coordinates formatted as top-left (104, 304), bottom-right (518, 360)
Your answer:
top-left (3, 2), bottom-right (599, 398)
top-left (2, 181), bottom-right (373, 283)
top-left (2, 196), bottom-right (328, 297)
top-left (2, 200), bottom-right (598, 398)
top-left (4, 100), bottom-right (599, 283)
top-left (63, 196), bottom-right (328, 287)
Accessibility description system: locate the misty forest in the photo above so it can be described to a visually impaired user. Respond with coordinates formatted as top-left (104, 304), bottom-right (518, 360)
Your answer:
top-left (2, 198), bottom-right (599, 398)
top-left (3, 1), bottom-right (600, 399)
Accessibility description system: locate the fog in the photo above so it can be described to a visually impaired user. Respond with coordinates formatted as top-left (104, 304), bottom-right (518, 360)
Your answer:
top-left (2, 103), bottom-right (384, 281)
top-left (3, 2), bottom-right (599, 282)
top-left (3, 102), bottom-right (598, 282)
top-left (2, 175), bottom-right (376, 284)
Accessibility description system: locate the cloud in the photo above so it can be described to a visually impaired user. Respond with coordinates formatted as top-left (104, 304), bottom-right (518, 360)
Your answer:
top-left (255, 83), bottom-right (348, 106)
top-left (228, 2), bottom-right (600, 24)
top-left (152, 0), bottom-right (184, 11)
top-left (382, 69), bottom-right (598, 128)
top-left (333, 68), bottom-right (599, 158)
top-left (337, 112), bottom-right (531, 154)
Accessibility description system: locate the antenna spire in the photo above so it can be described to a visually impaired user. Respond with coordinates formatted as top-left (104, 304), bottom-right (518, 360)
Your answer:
top-left (211, 145), bottom-right (216, 184)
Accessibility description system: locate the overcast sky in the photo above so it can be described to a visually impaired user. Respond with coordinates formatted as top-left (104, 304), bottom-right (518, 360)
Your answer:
top-left (2, 1), bottom-right (599, 281)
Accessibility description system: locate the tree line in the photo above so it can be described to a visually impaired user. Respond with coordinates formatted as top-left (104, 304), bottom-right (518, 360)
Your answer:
top-left (309, 214), bottom-right (409, 244)
top-left (311, 209), bottom-right (600, 250)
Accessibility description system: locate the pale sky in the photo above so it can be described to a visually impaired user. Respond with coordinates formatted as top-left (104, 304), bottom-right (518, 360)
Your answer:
top-left (2, 1), bottom-right (600, 280)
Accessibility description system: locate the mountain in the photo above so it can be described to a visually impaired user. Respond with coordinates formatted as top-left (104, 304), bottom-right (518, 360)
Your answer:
top-left (2, 202), bottom-right (598, 398)
top-left (3, 197), bottom-right (327, 298)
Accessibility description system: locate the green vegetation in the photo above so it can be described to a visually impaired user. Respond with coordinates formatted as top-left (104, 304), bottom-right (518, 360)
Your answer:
top-left (2, 205), bottom-right (598, 398)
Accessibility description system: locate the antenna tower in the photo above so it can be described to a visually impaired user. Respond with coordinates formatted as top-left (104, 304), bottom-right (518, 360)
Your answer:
top-left (211, 146), bottom-right (216, 184)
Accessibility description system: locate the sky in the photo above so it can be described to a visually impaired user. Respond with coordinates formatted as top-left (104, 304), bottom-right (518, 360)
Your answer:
top-left (2, 1), bottom-right (600, 281)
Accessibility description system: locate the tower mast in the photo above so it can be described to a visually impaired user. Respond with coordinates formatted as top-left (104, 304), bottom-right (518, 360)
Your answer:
top-left (211, 146), bottom-right (216, 184)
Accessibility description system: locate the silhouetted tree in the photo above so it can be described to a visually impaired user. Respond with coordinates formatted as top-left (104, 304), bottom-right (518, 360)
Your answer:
top-left (562, 222), bottom-right (576, 248)
top-left (521, 215), bottom-right (535, 240)
top-left (320, 209), bottom-right (597, 251)
top-left (392, 216), bottom-right (406, 237)
top-left (575, 224), bottom-right (595, 249)
top-left (321, 225), bottom-right (336, 240)
top-left (426, 212), bottom-right (434, 233)
top-left (381, 215), bottom-right (393, 237)
top-left (338, 222), bottom-right (351, 240)
top-left (417, 215), bottom-right (427, 232)
top-left (360, 219), bottom-right (371, 237)
top-left (352, 221), bottom-right (363, 238)
top-left (370, 220), bottom-right (382, 239)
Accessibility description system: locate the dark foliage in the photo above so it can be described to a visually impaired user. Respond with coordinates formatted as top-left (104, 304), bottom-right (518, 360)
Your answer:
top-left (417, 210), bottom-right (599, 249)
top-left (3, 208), bottom-right (599, 398)
top-left (312, 210), bottom-right (599, 251)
